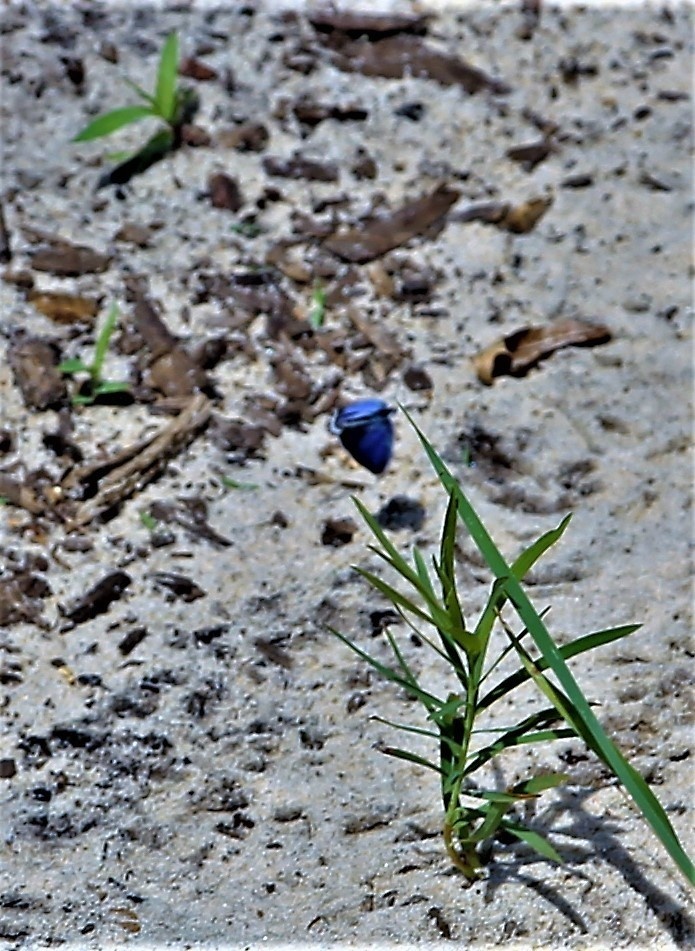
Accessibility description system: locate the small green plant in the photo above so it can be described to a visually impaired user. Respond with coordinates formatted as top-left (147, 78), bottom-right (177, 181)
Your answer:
top-left (220, 475), bottom-right (259, 491)
top-left (230, 219), bottom-right (263, 239)
top-left (58, 303), bottom-right (130, 406)
top-left (140, 511), bottom-right (158, 532)
top-left (73, 33), bottom-right (198, 186)
top-left (308, 281), bottom-right (327, 330)
top-left (333, 409), bottom-right (694, 885)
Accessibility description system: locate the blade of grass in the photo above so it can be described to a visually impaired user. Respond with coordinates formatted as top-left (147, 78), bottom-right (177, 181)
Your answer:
top-left (154, 32), bottom-right (179, 121)
top-left (378, 745), bottom-right (444, 775)
top-left (92, 303), bottom-right (119, 378)
top-left (329, 627), bottom-right (444, 710)
top-left (501, 820), bottom-right (565, 864)
top-left (123, 77), bottom-right (158, 107)
top-left (73, 105), bottom-right (154, 142)
top-left (479, 623), bottom-right (640, 711)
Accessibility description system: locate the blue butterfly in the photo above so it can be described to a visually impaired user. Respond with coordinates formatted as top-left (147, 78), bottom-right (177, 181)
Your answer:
top-left (330, 399), bottom-right (395, 474)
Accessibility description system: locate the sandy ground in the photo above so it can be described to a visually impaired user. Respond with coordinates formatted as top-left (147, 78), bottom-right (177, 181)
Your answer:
top-left (0, 1), bottom-right (693, 947)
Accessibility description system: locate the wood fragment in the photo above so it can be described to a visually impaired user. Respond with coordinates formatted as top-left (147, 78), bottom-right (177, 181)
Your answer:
top-left (65, 394), bottom-right (212, 526)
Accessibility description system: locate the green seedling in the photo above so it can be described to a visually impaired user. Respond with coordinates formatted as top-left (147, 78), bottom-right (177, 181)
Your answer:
top-left (58, 303), bottom-right (130, 406)
top-left (221, 476), bottom-right (259, 491)
top-left (140, 511), bottom-right (159, 532)
top-left (230, 220), bottom-right (263, 239)
top-left (73, 33), bottom-right (198, 188)
top-left (332, 409), bottom-right (694, 885)
top-left (308, 281), bottom-right (327, 330)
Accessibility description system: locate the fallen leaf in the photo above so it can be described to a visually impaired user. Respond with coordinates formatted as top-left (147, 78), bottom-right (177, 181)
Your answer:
top-left (324, 183), bottom-right (459, 263)
top-left (307, 10), bottom-right (430, 37)
top-left (208, 172), bottom-right (244, 211)
top-left (216, 121), bottom-right (269, 151)
top-left (263, 153), bottom-right (339, 182)
top-left (151, 571), bottom-right (206, 602)
top-left (27, 290), bottom-right (99, 324)
top-left (179, 56), bottom-right (218, 80)
top-left (473, 320), bottom-right (612, 385)
top-left (452, 196), bottom-right (552, 233)
top-left (133, 294), bottom-right (210, 397)
top-left (60, 570), bottom-right (132, 626)
top-left (287, 94), bottom-right (368, 127)
top-left (8, 335), bottom-right (67, 409)
top-left (506, 139), bottom-right (554, 171)
top-left (324, 34), bottom-right (510, 95)
top-left (28, 236), bottom-right (111, 276)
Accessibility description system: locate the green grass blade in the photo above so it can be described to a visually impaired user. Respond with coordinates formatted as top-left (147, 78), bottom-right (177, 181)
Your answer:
top-left (466, 801), bottom-right (510, 843)
top-left (512, 515), bottom-right (572, 578)
top-left (73, 105), bottom-right (154, 142)
top-left (479, 623), bottom-right (640, 711)
top-left (379, 745), bottom-right (444, 775)
top-left (154, 32), bottom-right (179, 121)
top-left (465, 708), bottom-right (569, 776)
top-left (329, 627), bottom-right (443, 710)
top-left (354, 568), bottom-right (439, 628)
top-left (372, 716), bottom-right (465, 761)
top-left (406, 408), bottom-right (695, 886)
top-left (356, 498), bottom-right (425, 591)
top-left (123, 77), bottom-right (157, 107)
top-left (93, 380), bottom-right (129, 397)
top-left (439, 489), bottom-right (467, 632)
top-left (92, 303), bottom-right (119, 378)
top-left (58, 358), bottom-right (87, 375)
top-left (501, 820), bottom-right (564, 864)
top-left (412, 546), bottom-right (438, 604)
top-left (511, 773), bottom-right (569, 796)
top-left (474, 517), bottom-right (571, 648)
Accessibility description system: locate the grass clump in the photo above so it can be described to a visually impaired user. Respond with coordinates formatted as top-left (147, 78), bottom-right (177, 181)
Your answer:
top-left (73, 33), bottom-right (197, 187)
top-left (58, 303), bottom-right (129, 406)
top-left (333, 409), bottom-right (694, 885)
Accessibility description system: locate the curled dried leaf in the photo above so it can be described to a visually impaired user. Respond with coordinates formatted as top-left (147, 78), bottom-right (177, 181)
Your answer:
top-left (473, 320), bottom-right (612, 385)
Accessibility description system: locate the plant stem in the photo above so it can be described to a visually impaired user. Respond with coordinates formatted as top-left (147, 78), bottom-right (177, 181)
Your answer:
top-left (442, 653), bottom-right (483, 879)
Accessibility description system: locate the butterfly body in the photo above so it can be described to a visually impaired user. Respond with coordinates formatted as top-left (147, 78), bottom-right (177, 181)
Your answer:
top-left (330, 399), bottom-right (395, 474)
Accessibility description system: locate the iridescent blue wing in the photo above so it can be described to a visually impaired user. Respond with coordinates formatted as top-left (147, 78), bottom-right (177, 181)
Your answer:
top-left (332, 399), bottom-right (394, 474)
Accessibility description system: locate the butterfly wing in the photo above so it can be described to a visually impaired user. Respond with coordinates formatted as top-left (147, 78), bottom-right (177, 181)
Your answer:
top-left (331, 399), bottom-right (395, 474)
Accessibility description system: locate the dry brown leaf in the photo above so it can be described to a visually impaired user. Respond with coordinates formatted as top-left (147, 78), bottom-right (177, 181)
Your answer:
top-left (473, 320), bottom-right (612, 385)
top-left (324, 183), bottom-right (459, 263)
top-left (27, 290), bottom-right (99, 324)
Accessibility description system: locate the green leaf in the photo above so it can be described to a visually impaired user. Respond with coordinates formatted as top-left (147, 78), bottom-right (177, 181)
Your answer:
top-left (92, 303), bottom-right (119, 378)
top-left (73, 105), bottom-right (154, 142)
top-left (123, 77), bottom-right (157, 107)
top-left (479, 623), bottom-right (640, 711)
top-left (329, 627), bottom-right (444, 710)
top-left (221, 477), bottom-right (259, 491)
top-left (154, 32), bottom-right (179, 121)
top-left (93, 380), bottom-right (130, 396)
top-left (465, 707), bottom-right (570, 776)
top-left (510, 772), bottom-right (569, 796)
top-left (378, 745), bottom-right (444, 775)
top-left (465, 800), bottom-right (511, 844)
top-left (309, 282), bottom-right (326, 329)
top-left (354, 567), bottom-right (441, 630)
top-left (406, 407), bottom-right (694, 886)
top-left (58, 358), bottom-right (88, 375)
top-left (140, 511), bottom-right (158, 531)
top-left (501, 820), bottom-right (564, 864)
